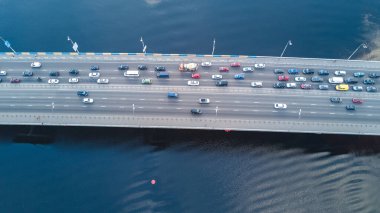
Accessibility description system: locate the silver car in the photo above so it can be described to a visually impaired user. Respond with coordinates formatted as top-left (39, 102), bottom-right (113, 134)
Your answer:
top-left (97, 78), bottom-right (109, 84)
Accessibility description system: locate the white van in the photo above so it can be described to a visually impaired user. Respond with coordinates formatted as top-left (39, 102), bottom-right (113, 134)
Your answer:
top-left (328, 77), bottom-right (343, 84)
top-left (124, 70), bottom-right (140, 77)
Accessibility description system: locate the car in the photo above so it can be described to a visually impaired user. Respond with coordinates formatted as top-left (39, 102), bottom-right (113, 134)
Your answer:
top-left (118, 65), bottom-right (129, 70)
top-left (274, 103), bottom-right (287, 109)
top-left (191, 108), bottom-right (202, 115)
top-left (69, 69), bottom-right (79, 75)
top-left (302, 68), bottom-right (314, 74)
top-left (89, 72), bottom-right (100, 78)
top-left (288, 69), bottom-right (299, 75)
top-left (167, 92), bottom-right (178, 98)
top-left (330, 97), bottom-right (342, 103)
top-left (201, 62), bottom-right (212, 67)
top-left (48, 79), bottom-right (59, 84)
top-left (31, 62), bottom-right (42, 68)
top-left (311, 76), bottom-right (323, 82)
top-left (251, 81), bottom-right (263, 88)
top-left (198, 98), bottom-right (210, 104)
top-left (286, 83), bottom-right (297, 88)
top-left (216, 80), bottom-right (228, 86)
top-left (335, 84), bottom-right (349, 91)
top-left (318, 70), bottom-right (329, 75)
top-left (234, 73), bottom-right (245, 80)
top-left (219, 67), bottom-right (229, 72)
top-left (49, 71), bottom-right (60, 76)
top-left (83, 98), bottom-right (94, 104)
top-left (334, 70), bottom-right (347, 76)
top-left (352, 98), bottom-right (363, 104)
top-left (352, 85), bottom-right (363, 91)
top-left (295, 76), bottom-right (306, 82)
top-left (242, 67), bottom-right (254, 72)
top-left (22, 70), bottom-right (33, 76)
top-left (318, 84), bottom-right (329, 90)
top-left (363, 79), bottom-right (375, 85)
top-left (274, 69), bottom-right (284, 74)
top-left (0, 70), bottom-right (7, 76)
top-left (212, 74), bottom-right (223, 80)
top-left (77, 91), bottom-right (88, 96)
top-left (141, 78), bottom-right (152, 84)
top-left (368, 73), bottom-right (380, 78)
top-left (344, 78), bottom-right (358, 84)
top-left (191, 73), bottom-right (201, 79)
top-left (37, 77), bottom-right (42, 82)
top-left (90, 65), bottom-right (99, 71)
top-left (138, 65), bottom-right (148, 70)
top-left (273, 82), bottom-right (286, 88)
top-left (353, 72), bottom-right (365, 78)
top-left (346, 105), bottom-right (356, 111)
top-left (155, 66), bottom-right (166, 71)
top-left (230, 62), bottom-right (241, 67)
top-left (188, 80), bottom-right (199, 86)
top-left (97, 78), bottom-right (109, 84)
top-left (278, 75), bottom-right (289, 81)
top-left (254, 63), bottom-right (265, 69)
top-left (366, 86), bottom-right (377, 92)
top-left (300, 83), bottom-right (312, 89)
top-left (69, 78), bottom-right (79, 83)
top-left (10, 78), bottom-right (21, 83)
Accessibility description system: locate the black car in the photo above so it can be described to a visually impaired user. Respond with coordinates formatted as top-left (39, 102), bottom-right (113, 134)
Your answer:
top-left (363, 79), bottom-right (375, 85)
top-left (138, 65), bottom-right (148, 70)
top-left (118, 65), bottom-right (129, 70)
top-left (273, 82), bottom-right (286, 88)
top-left (273, 69), bottom-right (284, 74)
top-left (346, 105), bottom-right (356, 111)
top-left (37, 77), bottom-right (42, 82)
top-left (302, 68), bottom-right (314, 74)
top-left (49, 71), bottom-right (60, 77)
top-left (77, 91), bottom-right (89, 96)
top-left (368, 73), bottom-right (380, 78)
top-left (155, 66), bottom-right (166, 71)
top-left (344, 78), bottom-right (358, 84)
top-left (22, 70), bottom-right (33, 76)
top-left (216, 80), bottom-right (228, 86)
top-left (191, 109), bottom-right (202, 115)
top-left (318, 70), bottom-right (329, 75)
top-left (366, 86), bottom-right (377, 92)
top-left (90, 65), bottom-right (99, 71)
top-left (0, 78), bottom-right (2, 83)
top-left (69, 69), bottom-right (79, 75)
top-left (330, 97), bottom-right (342, 103)
top-left (311, 76), bottom-right (323, 82)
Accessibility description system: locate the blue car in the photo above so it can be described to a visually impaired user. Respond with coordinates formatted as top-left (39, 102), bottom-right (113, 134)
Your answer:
top-left (353, 72), bottom-right (365, 78)
top-left (288, 69), bottom-right (299, 75)
top-left (90, 65), bottom-right (99, 71)
top-left (77, 91), bottom-right (89, 96)
top-left (234, 73), bottom-right (245, 80)
top-left (318, 70), bottom-right (329, 75)
top-left (167, 92), bottom-right (178, 98)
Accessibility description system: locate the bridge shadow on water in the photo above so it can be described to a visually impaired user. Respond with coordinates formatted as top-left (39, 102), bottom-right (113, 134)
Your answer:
top-left (1, 125), bottom-right (380, 155)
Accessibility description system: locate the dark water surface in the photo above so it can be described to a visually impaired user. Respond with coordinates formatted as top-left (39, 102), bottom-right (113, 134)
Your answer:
top-left (1, 0), bottom-right (380, 212)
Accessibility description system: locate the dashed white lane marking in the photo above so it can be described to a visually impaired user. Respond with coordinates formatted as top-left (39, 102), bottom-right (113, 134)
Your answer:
top-left (30, 96), bottom-right (35, 99)
top-left (102, 97), bottom-right (108, 100)
top-left (157, 107), bottom-right (163, 109)
top-left (27, 105), bottom-right (33, 107)
top-left (252, 109), bottom-right (259, 112)
top-left (311, 104), bottom-right (317, 106)
top-left (45, 104), bottom-right (50, 107)
top-left (100, 105), bottom-right (106, 108)
top-left (253, 102), bottom-right (260, 104)
top-left (178, 100), bottom-right (183, 102)
top-left (176, 108), bottom-right (182, 110)
top-left (10, 104), bottom-right (15, 107)
top-left (367, 114), bottom-right (373, 116)
top-left (272, 110), bottom-right (278, 112)
top-left (234, 101), bottom-right (241, 103)
top-left (329, 113), bottom-right (335, 115)
top-left (310, 112), bottom-right (316, 114)
top-left (137, 106), bottom-right (144, 109)
top-left (64, 105), bottom-right (69, 107)
top-left (139, 98), bottom-right (145, 101)
top-left (48, 97), bottom-right (53, 99)
top-left (65, 97), bottom-right (71, 99)
top-left (367, 106), bottom-right (373, 108)
top-left (233, 109), bottom-right (239, 111)
top-left (81, 106), bottom-right (88, 108)
top-left (121, 98), bottom-right (126, 100)
top-left (215, 101), bottom-right (221, 103)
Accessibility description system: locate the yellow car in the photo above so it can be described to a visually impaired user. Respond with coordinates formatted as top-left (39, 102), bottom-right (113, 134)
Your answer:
top-left (335, 84), bottom-right (349, 91)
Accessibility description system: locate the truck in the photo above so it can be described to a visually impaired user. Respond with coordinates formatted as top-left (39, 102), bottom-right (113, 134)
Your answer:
top-left (179, 63), bottom-right (198, 72)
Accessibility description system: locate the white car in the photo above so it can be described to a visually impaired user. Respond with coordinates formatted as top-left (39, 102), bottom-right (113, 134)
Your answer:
top-left (251, 81), bottom-right (263, 88)
top-left (212, 74), bottom-right (223, 80)
top-left (48, 79), bottom-right (59, 84)
top-left (31, 62), bottom-right (42, 68)
top-left (83, 98), bottom-right (94, 104)
top-left (242, 67), bottom-right (254, 72)
top-left (97, 78), bottom-right (109, 84)
top-left (254, 63), bottom-right (265, 69)
top-left (198, 98), bottom-right (210, 104)
top-left (286, 83), bottom-right (297, 88)
top-left (201, 62), bottom-right (212, 67)
top-left (295, 76), bottom-right (306, 82)
top-left (187, 80), bottom-right (199, 86)
top-left (69, 78), bottom-right (79, 83)
top-left (334, 70), bottom-right (347, 76)
top-left (89, 72), bottom-right (100, 78)
top-left (0, 70), bottom-right (7, 76)
top-left (274, 103), bottom-right (287, 109)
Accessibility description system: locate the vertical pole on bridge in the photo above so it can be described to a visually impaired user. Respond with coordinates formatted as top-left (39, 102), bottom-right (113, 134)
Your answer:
top-left (132, 104), bottom-right (135, 115)
top-left (52, 102), bottom-right (55, 113)
top-left (0, 36), bottom-right (17, 56)
top-left (347, 43), bottom-right (368, 60)
top-left (212, 38), bottom-right (216, 56)
top-left (67, 36), bottom-right (79, 54)
top-left (298, 108), bottom-right (302, 119)
top-left (215, 106), bottom-right (218, 117)
top-left (280, 40), bottom-right (292, 57)
top-left (140, 37), bottom-right (147, 54)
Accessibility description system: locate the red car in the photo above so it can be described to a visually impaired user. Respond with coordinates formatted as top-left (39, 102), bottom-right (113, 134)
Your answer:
top-left (10, 78), bottom-right (21, 83)
top-left (352, 98), bottom-right (363, 104)
top-left (219, 67), bottom-right (229, 72)
top-left (278, 75), bottom-right (289, 81)
top-left (230, 62), bottom-right (241, 67)
top-left (301, 83), bottom-right (312, 89)
top-left (191, 73), bottom-right (201, 79)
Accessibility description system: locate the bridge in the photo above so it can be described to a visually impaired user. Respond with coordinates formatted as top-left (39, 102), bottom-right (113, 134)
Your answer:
top-left (0, 52), bottom-right (380, 136)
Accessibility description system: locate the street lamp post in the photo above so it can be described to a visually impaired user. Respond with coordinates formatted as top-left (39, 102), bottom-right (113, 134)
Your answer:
top-left (67, 36), bottom-right (79, 53)
top-left (0, 36), bottom-right (17, 55)
top-left (212, 38), bottom-right (216, 56)
top-left (298, 108), bottom-right (302, 119)
top-left (132, 104), bottom-right (135, 115)
top-left (347, 43), bottom-right (368, 60)
top-left (51, 102), bottom-right (55, 113)
top-left (280, 40), bottom-right (292, 57)
top-left (140, 37), bottom-right (147, 53)
top-left (215, 106), bottom-right (218, 117)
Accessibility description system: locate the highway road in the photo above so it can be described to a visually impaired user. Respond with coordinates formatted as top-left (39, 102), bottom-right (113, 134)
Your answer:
top-left (0, 53), bottom-right (380, 135)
